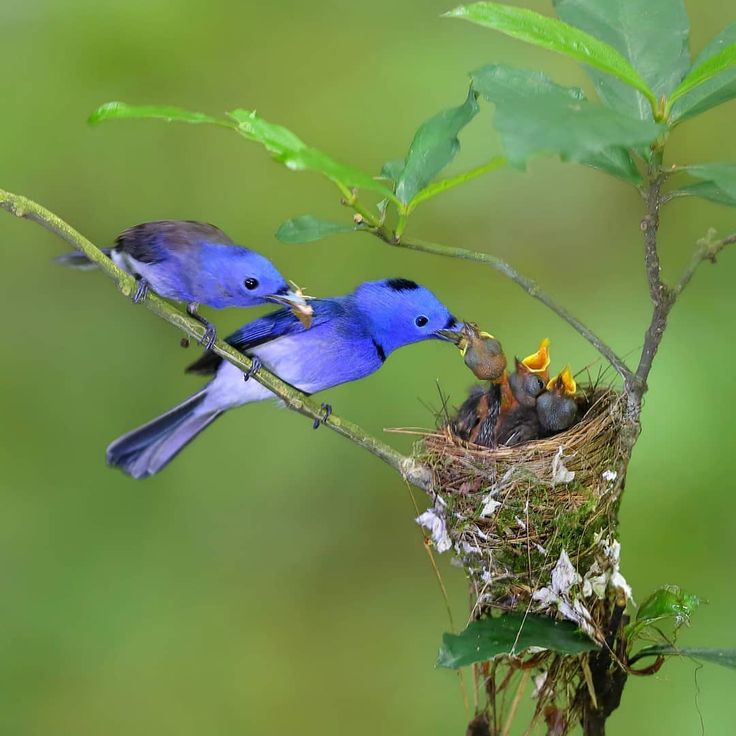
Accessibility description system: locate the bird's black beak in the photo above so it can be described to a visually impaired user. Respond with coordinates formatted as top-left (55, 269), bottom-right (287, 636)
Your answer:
top-left (435, 316), bottom-right (463, 342)
top-left (266, 285), bottom-right (314, 328)
top-left (265, 285), bottom-right (310, 309)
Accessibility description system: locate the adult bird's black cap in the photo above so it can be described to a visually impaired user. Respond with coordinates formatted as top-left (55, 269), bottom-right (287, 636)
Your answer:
top-left (385, 278), bottom-right (419, 292)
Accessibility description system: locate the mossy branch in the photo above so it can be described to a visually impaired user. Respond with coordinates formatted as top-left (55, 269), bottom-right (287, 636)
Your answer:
top-left (0, 187), bottom-right (432, 491)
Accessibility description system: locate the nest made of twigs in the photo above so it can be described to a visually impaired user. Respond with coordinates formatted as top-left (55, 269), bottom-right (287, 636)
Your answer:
top-left (413, 386), bottom-right (629, 628)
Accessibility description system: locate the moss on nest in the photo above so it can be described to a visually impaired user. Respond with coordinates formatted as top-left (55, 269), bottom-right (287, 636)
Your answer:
top-left (414, 387), bottom-right (629, 630)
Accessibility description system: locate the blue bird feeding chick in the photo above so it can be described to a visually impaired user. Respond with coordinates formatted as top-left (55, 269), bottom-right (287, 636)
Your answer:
top-left (106, 277), bottom-right (460, 479)
top-left (57, 220), bottom-right (311, 348)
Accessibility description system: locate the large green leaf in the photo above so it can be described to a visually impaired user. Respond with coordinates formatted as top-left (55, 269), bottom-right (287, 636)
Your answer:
top-left (635, 646), bottom-right (736, 671)
top-left (682, 163), bottom-right (736, 206)
top-left (671, 23), bottom-right (736, 122)
top-left (445, 2), bottom-right (657, 111)
top-left (89, 101), bottom-right (227, 127)
top-left (275, 215), bottom-right (356, 244)
top-left (89, 102), bottom-right (397, 203)
top-left (471, 65), bottom-right (659, 180)
top-left (553, 0), bottom-right (690, 121)
top-left (394, 90), bottom-right (480, 205)
top-left (670, 42), bottom-right (736, 106)
top-left (227, 110), bottom-right (397, 201)
top-left (675, 181), bottom-right (736, 208)
top-left (438, 612), bottom-right (597, 669)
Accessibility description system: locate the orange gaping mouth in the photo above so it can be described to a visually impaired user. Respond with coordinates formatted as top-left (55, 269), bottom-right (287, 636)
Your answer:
top-left (547, 365), bottom-right (577, 395)
top-left (521, 337), bottom-right (551, 374)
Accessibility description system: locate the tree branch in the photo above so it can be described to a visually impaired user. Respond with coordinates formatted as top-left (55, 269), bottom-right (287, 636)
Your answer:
top-left (634, 159), bottom-right (674, 394)
top-left (633, 163), bottom-right (736, 400)
top-left (365, 229), bottom-right (634, 385)
top-left (674, 229), bottom-right (736, 296)
top-left (0, 187), bottom-right (432, 491)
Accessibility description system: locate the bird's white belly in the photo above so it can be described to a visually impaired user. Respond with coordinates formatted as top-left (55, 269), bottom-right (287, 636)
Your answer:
top-left (200, 332), bottom-right (378, 413)
top-left (112, 251), bottom-right (181, 301)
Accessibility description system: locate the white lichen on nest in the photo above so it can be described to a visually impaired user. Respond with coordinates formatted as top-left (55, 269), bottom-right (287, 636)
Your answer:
top-left (411, 387), bottom-right (630, 634)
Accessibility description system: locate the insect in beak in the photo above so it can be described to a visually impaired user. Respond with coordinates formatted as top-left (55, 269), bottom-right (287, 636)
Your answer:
top-left (266, 282), bottom-right (314, 328)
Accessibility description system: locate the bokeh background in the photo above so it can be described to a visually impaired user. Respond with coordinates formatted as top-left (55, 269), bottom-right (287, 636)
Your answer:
top-left (1, 0), bottom-right (735, 733)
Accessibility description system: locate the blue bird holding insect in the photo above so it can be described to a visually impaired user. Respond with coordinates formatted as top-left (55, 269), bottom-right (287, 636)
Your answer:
top-left (106, 277), bottom-right (460, 479)
top-left (57, 220), bottom-right (309, 348)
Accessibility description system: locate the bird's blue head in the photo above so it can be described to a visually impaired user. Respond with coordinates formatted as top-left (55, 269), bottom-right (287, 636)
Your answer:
top-left (202, 244), bottom-right (307, 310)
top-left (353, 278), bottom-right (460, 356)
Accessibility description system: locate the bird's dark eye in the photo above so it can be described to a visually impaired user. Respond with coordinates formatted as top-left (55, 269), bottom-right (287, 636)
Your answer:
top-left (415, 315), bottom-right (429, 327)
top-left (244, 278), bottom-right (259, 290)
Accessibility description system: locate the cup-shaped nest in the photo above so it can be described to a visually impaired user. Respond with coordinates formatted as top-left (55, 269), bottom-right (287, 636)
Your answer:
top-left (414, 387), bottom-right (630, 638)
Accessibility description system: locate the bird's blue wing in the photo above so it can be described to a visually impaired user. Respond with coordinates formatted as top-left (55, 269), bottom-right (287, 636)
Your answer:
top-left (185, 299), bottom-right (344, 375)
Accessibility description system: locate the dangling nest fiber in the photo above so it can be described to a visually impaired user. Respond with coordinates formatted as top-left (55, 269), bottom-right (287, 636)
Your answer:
top-left (414, 386), bottom-right (630, 641)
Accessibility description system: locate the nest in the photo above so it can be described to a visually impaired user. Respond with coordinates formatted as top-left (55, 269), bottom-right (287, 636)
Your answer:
top-left (413, 386), bottom-right (630, 640)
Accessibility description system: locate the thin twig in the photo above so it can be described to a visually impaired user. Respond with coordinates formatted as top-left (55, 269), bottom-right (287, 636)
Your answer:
top-left (675, 229), bottom-right (736, 296)
top-left (0, 187), bottom-right (432, 491)
top-left (365, 229), bottom-right (634, 385)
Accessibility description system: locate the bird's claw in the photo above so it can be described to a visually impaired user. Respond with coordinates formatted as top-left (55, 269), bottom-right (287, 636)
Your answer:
top-left (312, 403), bottom-right (332, 430)
top-left (198, 324), bottom-right (217, 351)
top-left (132, 278), bottom-right (149, 304)
top-left (243, 356), bottom-right (262, 382)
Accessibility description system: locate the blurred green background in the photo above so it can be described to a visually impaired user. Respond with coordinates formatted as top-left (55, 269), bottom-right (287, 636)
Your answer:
top-left (1, 0), bottom-right (735, 733)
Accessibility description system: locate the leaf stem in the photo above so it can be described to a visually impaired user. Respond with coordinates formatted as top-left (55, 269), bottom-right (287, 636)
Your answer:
top-left (0, 187), bottom-right (432, 491)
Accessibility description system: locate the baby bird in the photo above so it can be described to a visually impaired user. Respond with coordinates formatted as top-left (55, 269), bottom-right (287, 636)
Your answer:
top-left (452, 385), bottom-right (487, 440)
top-left (537, 366), bottom-right (578, 436)
top-left (496, 358), bottom-right (546, 446)
top-left (446, 322), bottom-right (507, 382)
top-left (57, 220), bottom-right (310, 348)
top-left (517, 337), bottom-right (551, 382)
top-left (494, 337), bottom-right (551, 445)
top-left (442, 323), bottom-right (508, 446)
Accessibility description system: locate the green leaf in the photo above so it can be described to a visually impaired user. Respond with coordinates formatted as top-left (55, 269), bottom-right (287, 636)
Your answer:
top-left (89, 101), bottom-right (227, 127)
top-left (675, 181), bottom-right (736, 208)
top-left (670, 41), bottom-right (736, 106)
top-left (583, 146), bottom-right (643, 185)
top-left (275, 215), bottom-right (356, 244)
top-left (379, 160), bottom-right (405, 184)
top-left (227, 110), bottom-right (398, 202)
top-left (671, 24), bottom-right (736, 122)
top-left (437, 613), bottom-right (597, 669)
top-left (445, 2), bottom-right (657, 111)
top-left (471, 65), bottom-right (660, 180)
top-left (553, 0), bottom-right (690, 121)
top-left (406, 157), bottom-right (506, 213)
top-left (394, 89), bottom-right (480, 205)
top-left (680, 163), bottom-right (736, 207)
top-left (90, 102), bottom-right (398, 203)
top-left (635, 646), bottom-right (736, 671)
top-left (636, 585), bottom-right (700, 627)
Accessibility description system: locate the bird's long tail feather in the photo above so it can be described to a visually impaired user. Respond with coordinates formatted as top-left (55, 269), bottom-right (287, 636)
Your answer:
top-left (106, 390), bottom-right (220, 479)
top-left (55, 247), bottom-right (113, 270)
